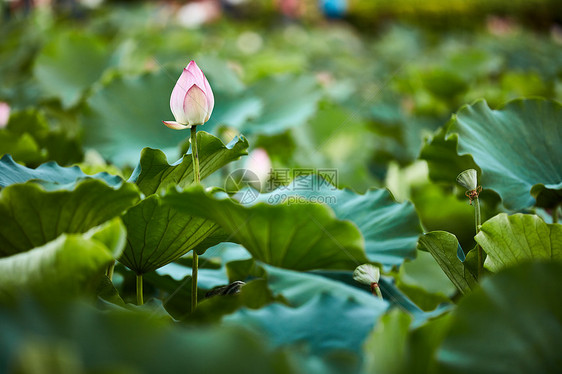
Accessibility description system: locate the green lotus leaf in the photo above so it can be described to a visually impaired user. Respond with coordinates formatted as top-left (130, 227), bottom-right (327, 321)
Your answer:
top-left (81, 68), bottom-right (258, 167)
top-left (422, 99), bottom-right (562, 210)
top-left (0, 110), bottom-right (82, 167)
top-left (417, 231), bottom-right (477, 295)
top-left (227, 256), bottom-right (437, 320)
top-left (260, 265), bottom-right (386, 308)
top-left (0, 223), bottom-right (123, 303)
top-left (396, 251), bottom-right (455, 311)
top-left (33, 32), bottom-right (111, 108)
top-left (163, 186), bottom-right (368, 271)
top-left (0, 154), bottom-right (122, 189)
top-left (258, 175), bottom-right (422, 267)
top-left (436, 261), bottom-right (562, 374)
top-left (85, 217), bottom-right (127, 259)
top-left (185, 279), bottom-right (282, 324)
top-left (119, 195), bottom-right (224, 275)
top-left (81, 70), bottom-right (186, 166)
top-left (240, 75), bottom-right (322, 135)
top-left (419, 122), bottom-right (479, 184)
top-left (129, 131), bottom-right (248, 196)
top-left (363, 309), bottom-right (412, 374)
top-left (224, 292), bottom-right (387, 354)
top-left (0, 179), bottom-right (140, 257)
top-left (0, 302), bottom-right (294, 374)
top-left (362, 309), bottom-right (452, 374)
top-left (476, 213), bottom-right (562, 272)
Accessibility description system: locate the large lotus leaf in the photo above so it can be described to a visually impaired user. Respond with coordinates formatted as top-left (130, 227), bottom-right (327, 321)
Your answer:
top-left (229, 260), bottom-right (441, 323)
top-left (423, 99), bottom-right (562, 210)
top-left (119, 195), bottom-right (223, 275)
top-left (396, 251), bottom-right (455, 311)
top-left (261, 265), bottom-right (387, 308)
top-left (362, 309), bottom-right (452, 374)
top-left (0, 302), bottom-right (293, 374)
top-left (299, 269), bottom-right (449, 323)
top-left (411, 183), bottom-right (477, 252)
top-left (0, 154), bottom-right (122, 188)
top-left (0, 179), bottom-right (140, 257)
top-left (417, 232), bottom-right (477, 295)
top-left (81, 70), bottom-right (186, 166)
top-left (1, 109), bottom-right (82, 166)
top-left (436, 261), bottom-right (562, 374)
top-left (476, 213), bottom-right (562, 272)
top-left (0, 229), bottom-right (119, 303)
top-left (129, 132), bottom-right (248, 195)
top-left (225, 292), bottom-right (387, 354)
top-left (185, 279), bottom-right (282, 324)
top-left (0, 110), bottom-right (82, 167)
top-left (210, 90), bottom-right (262, 130)
top-left (163, 186), bottom-right (368, 271)
top-left (240, 75), bottom-right (322, 135)
top-left (291, 103), bottom-right (378, 191)
top-left (419, 122), bottom-right (479, 183)
top-left (258, 175), bottom-right (422, 267)
top-left (85, 217), bottom-right (128, 259)
top-left (33, 32), bottom-right (111, 108)
top-left (362, 309), bottom-right (412, 374)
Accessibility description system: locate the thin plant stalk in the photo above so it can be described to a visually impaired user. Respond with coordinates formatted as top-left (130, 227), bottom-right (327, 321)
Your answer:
top-left (553, 204), bottom-right (560, 224)
top-left (190, 125), bottom-right (200, 312)
top-left (370, 283), bottom-right (383, 300)
top-left (474, 197), bottom-right (483, 279)
top-left (106, 260), bottom-right (115, 281)
top-left (136, 274), bottom-right (143, 306)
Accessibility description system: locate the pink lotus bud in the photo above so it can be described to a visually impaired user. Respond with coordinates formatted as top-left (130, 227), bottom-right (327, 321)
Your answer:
top-left (163, 61), bottom-right (214, 130)
top-left (0, 102), bottom-right (10, 128)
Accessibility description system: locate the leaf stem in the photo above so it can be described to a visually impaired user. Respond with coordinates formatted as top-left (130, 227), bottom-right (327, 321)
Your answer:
top-left (106, 260), bottom-right (115, 281)
top-left (190, 125), bottom-right (200, 312)
top-left (474, 197), bottom-right (482, 279)
top-left (136, 274), bottom-right (143, 306)
top-left (553, 204), bottom-right (560, 224)
top-left (371, 283), bottom-right (383, 300)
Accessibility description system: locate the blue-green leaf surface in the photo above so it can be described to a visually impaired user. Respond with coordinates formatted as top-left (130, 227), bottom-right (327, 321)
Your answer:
top-left (0, 180), bottom-right (140, 257)
top-left (225, 293), bottom-right (387, 354)
top-left (163, 186), bottom-right (368, 271)
top-left (436, 261), bottom-right (562, 374)
top-left (0, 154), bottom-right (122, 188)
top-left (258, 175), bottom-right (422, 267)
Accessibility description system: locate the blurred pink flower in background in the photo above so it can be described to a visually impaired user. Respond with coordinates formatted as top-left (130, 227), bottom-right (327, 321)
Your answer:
top-left (245, 148), bottom-right (272, 186)
top-left (176, 0), bottom-right (220, 29)
top-left (163, 60), bottom-right (214, 130)
top-left (0, 103), bottom-right (10, 128)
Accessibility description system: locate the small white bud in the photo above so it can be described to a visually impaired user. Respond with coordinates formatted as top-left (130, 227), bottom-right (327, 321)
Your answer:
top-left (456, 169), bottom-right (478, 191)
top-left (353, 264), bottom-right (380, 285)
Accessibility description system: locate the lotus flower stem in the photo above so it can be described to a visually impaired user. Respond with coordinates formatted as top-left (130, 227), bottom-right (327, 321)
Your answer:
top-left (371, 283), bottom-right (383, 300)
top-left (474, 197), bottom-right (483, 279)
top-left (136, 274), bottom-right (144, 306)
top-left (190, 125), bottom-right (200, 312)
top-left (106, 260), bottom-right (115, 281)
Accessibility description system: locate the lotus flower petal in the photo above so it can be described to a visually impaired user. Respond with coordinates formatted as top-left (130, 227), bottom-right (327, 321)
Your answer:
top-left (183, 84), bottom-right (209, 126)
top-left (457, 169), bottom-right (478, 191)
top-left (353, 264), bottom-right (380, 285)
top-left (162, 120), bottom-right (190, 130)
top-left (165, 60), bottom-right (214, 128)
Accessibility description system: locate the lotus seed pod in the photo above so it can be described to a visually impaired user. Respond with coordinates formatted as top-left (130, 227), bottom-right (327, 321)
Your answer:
top-left (353, 264), bottom-right (380, 285)
top-left (456, 169), bottom-right (478, 191)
